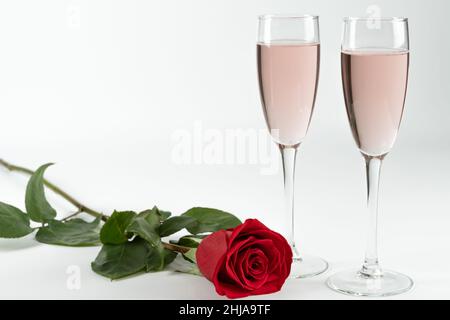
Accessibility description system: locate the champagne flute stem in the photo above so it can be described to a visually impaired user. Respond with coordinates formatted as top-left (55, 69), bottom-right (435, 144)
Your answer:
top-left (279, 144), bottom-right (300, 258)
top-left (361, 155), bottom-right (384, 277)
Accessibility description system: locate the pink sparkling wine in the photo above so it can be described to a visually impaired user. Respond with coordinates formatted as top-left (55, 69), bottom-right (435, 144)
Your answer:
top-left (257, 42), bottom-right (320, 146)
top-left (341, 50), bottom-right (409, 156)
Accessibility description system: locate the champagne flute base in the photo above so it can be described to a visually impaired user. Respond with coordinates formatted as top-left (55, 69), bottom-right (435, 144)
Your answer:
top-left (326, 269), bottom-right (413, 297)
top-left (289, 255), bottom-right (329, 279)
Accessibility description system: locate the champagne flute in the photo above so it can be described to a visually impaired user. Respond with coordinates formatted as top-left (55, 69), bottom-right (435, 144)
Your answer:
top-left (327, 17), bottom-right (413, 296)
top-left (257, 14), bottom-right (328, 278)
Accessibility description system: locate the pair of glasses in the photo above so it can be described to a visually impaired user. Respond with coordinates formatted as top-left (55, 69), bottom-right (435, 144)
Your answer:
top-left (257, 15), bottom-right (412, 297)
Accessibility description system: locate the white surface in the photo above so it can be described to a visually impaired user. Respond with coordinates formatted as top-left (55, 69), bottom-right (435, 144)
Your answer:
top-left (0, 0), bottom-right (449, 300)
top-left (1, 142), bottom-right (448, 300)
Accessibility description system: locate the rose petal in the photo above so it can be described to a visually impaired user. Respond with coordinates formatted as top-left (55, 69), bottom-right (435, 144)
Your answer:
top-left (196, 230), bottom-right (231, 281)
top-left (247, 250), bottom-right (268, 278)
top-left (247, 280), bottom-right (283, 296)
top-left (215, 274), bottom-right (281, 299)
top-left (203, 219), bottom-right (293, 299)
top-left (239, 238), bottom-right (280, 273)
top-left (213, 276), bottom-right (257, 299)
top-left (227, 219), bottom-right (271, 244)
top-left (233, 250), bottom-right (256, 290)
top-left (245, 228), bottom-right (292, 276)
top-left (234, 248), bottom-right (268, 290)
top-left (224, 236), bottom-right (260, 287)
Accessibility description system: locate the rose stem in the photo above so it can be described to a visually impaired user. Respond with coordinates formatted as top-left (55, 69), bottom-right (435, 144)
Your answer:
top-left (0, 158), bottom-right (191, 253)
top-left (0, 158), bottom-right (107, 221)
top-left (162, 242), bottom-right (190, 254)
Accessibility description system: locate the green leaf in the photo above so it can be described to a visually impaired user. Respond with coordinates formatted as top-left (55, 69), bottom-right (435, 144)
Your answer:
top-left (126, 209), bottom-right (161, 247)
top-left (139, 206), bottom-right (170, 222)
top-left (0, 202), bottom-right (34, 238)
top-left (170, 255), bottom-right (202, 276)
top-left (25, 163), bottom-right (57, 222)
top-left (163, 249), bottom-right (178, 265)
top-left (91, 238), bottom-right (177, 280)
top-left (159, 216), bottom-right (197, 237)
top-left (170, 235), bottom-right (205, 248)
top-left (161, 207), bottom-right (241, 237)
top-left (145, 245), bottom-right (177, 272)
top-left (100, 211), bottom-right (136, 245)
top-left (35, 218), bottom-right (101, 246)
top-left (182, 248), bottom-right (197, 264)
top-left (182, 207), bottom-right (242, 234)
top-left (158, 209), bottom-right (171, 221)
top-left (91, 238), bottom-right (149, 280)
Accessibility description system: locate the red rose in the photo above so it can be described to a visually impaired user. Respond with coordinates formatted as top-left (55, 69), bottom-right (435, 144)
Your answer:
top-left (196, 219), bottom-right (292, 299)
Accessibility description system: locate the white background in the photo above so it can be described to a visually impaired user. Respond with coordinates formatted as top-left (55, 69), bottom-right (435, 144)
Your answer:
top-left (0, 0), bottom-right (449, 299)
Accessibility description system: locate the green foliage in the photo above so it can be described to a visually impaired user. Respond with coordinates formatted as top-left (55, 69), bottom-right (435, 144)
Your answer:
top-left (100, 211), bottom-right (135, 245)
top-left (25, 163), bottom-right (57, 222)
top-left (35, 218), bottom-right (101, 246)
top-left (126, 209), bottom-right (161, 247)
top-left (159, 216), bottom-right (197, 237)
top-left (182, 207), bottom-right (242, 234)
top-left (0, 202), bottom-right (34, 238)
top-left (91, 238), bottom-right (151, 279)
top-left (170, 235), bottom-right (205, 248)
top-left (91, 238), bottom-right (178, 279)
top-left (0, 161), bottom-right (244, 281)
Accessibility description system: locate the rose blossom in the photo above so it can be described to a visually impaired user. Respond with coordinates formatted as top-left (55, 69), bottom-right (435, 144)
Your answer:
top-left (196, 219), bottom-right (292, 299)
